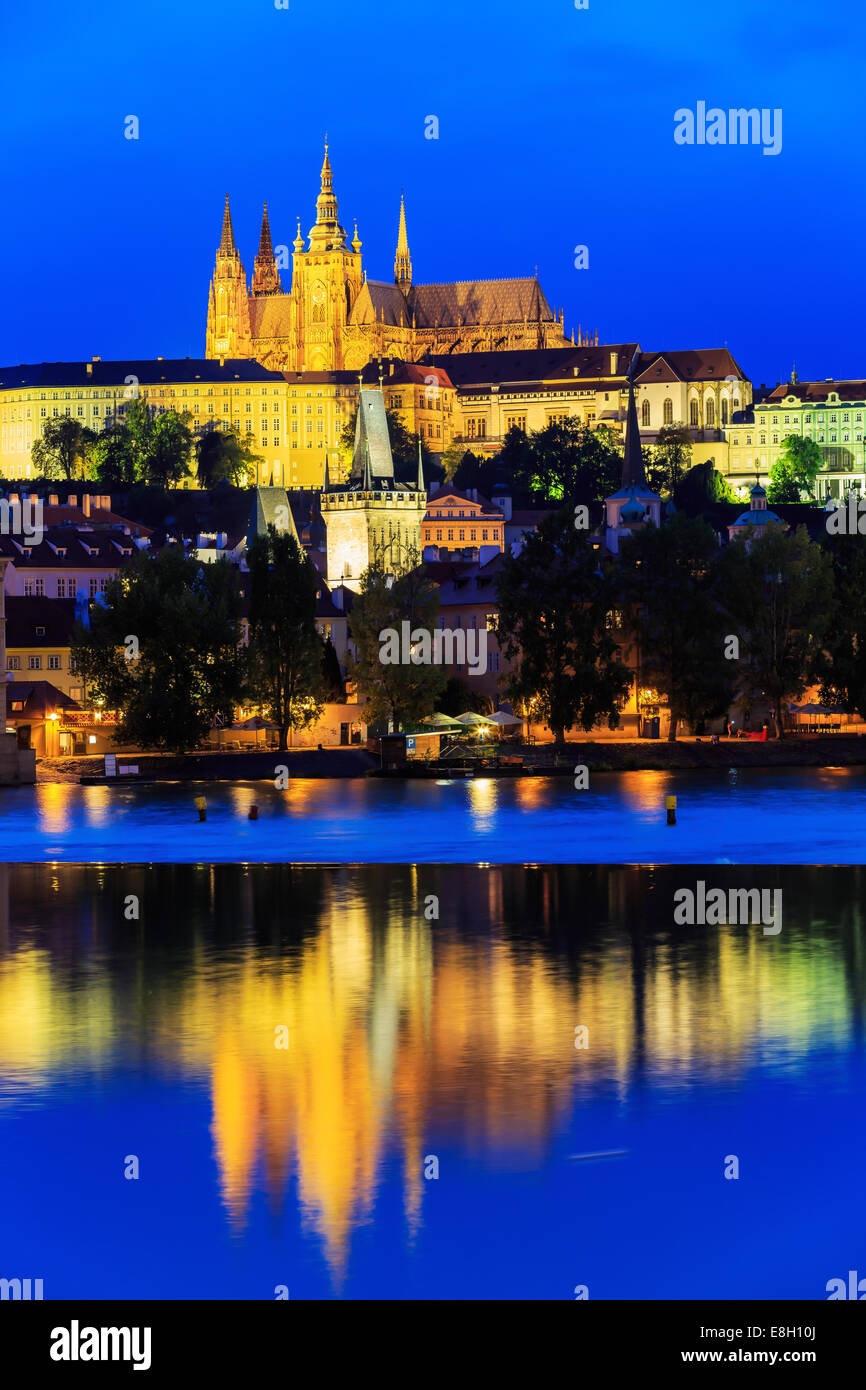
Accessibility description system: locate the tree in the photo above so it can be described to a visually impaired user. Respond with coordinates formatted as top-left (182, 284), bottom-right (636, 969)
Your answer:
top-left (718, 524), bottom-right (834, 738)
top-left (348, 552), bottom-right (446, 729)
top-left (88, 424), bottom-right (138, 489)
top-left (31, 416), bottom-right (95, 481)
top-left (674, 460), bottom-right (737, 512)
top-left (70, 546), bottom-right (244, 753)
top-left (197, 429), bottom-right (263, 488)
top-left (141, 409), bottom-right (194, 488)
top-left (504, 420), bottom-right (621, 506)
top-left (815, 532), bottom-right (866, 719)
top-left (245, 526), bottom-right (327, 749)
top-left (437, 676), bottom-right (492, 717)
top-left (619, 513), bottom-right (733, 741)
top-left (767, 435), bottom-right (822, 503)
top-left (495, 507), bottom-right (630, 745)
top-left (646, 425), bottom-right (692, 498)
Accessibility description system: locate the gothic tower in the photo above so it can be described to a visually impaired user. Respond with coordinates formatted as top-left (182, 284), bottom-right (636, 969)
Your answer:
top-left (394, 192), bottom-right (412, 290)
top-left (251, 201), bottom-right (281, 296)
top-left (205, 196), bottom-right (252, 359)
top-left (290, 142), bottom-right (363, 371)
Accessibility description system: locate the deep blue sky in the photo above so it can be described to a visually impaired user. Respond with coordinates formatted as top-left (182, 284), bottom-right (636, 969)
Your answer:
top-left (1, 0), bottom-right (863, 387)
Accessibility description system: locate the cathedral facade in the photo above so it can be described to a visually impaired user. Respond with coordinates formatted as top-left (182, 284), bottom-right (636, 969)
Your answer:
top-left (205, 144), bottom-right (569, 373)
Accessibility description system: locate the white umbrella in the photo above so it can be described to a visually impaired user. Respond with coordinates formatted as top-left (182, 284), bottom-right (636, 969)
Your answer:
top-left (489, 711), bottom-right (522, 726)
top-left (455, 711), bottom-right (496, 726)
top-left (421, 713), bottom-right (464, 728)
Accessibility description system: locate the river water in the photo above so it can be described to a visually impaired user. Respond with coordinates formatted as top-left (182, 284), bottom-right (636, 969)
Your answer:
top-left (1, 766), bottom-right (864, 863)
top-left (0, 863), bottom-right (863, 1299)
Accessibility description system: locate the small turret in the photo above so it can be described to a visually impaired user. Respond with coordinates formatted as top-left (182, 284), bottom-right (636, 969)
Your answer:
top-left (394, 192), bottom-right (412, 289)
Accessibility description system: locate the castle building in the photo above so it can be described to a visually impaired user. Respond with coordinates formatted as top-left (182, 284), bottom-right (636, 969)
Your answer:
top-left (322, 387), bottom-right (427, 590)
top-left (205, 144), bottom-right (569, 373)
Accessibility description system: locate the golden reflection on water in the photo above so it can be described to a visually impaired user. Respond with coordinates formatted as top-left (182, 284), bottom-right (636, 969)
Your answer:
top-left (0, 864), bottom-right (859, 1276)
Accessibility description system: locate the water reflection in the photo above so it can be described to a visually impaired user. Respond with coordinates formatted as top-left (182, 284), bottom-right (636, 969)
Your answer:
top-left (0, 863), bottom-right (864, 1292)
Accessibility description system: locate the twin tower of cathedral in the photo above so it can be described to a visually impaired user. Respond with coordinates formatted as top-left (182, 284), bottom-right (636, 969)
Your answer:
top-left (205, 143), bottom-right (568, 373)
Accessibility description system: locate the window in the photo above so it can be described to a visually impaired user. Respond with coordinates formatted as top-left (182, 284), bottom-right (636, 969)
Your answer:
top-left (706, 399), bottom-right (715, 428)
top-left (29, 655), bottom-right (42, 670)
top-left (641, 400), bottom-right (650, 427)
top-left (6, 655), bottom-right (20, 671)
top-left (57, 578), bottom-right (68, 598)
top-left (690, 400), bottom-right (699, 427)
top-left (24, 578), bottom-right (44, 597)
top-left (48, 655), bottom-right (61, 670)
top-left (663, 399), bottom-right (673, 425)
top-left (721, 399), bottom-right (729, 425)
top-left (89, 577), bottom-right (99, 598)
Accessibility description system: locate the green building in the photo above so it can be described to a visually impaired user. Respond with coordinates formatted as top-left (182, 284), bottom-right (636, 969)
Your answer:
top-left (725, 376), bottom-right (866, 498)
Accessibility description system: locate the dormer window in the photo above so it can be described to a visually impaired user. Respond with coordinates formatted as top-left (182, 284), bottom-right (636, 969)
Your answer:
top-left (35, 626), bottom-right (45, 636)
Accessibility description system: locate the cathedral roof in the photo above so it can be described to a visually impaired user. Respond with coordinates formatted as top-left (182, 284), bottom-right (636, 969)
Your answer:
top-left (408, 277), bottom-right (554, 328)
top-left (349, 280), bottom-right (411, 328)
top-left (249, 295), bottom-right (292, 339)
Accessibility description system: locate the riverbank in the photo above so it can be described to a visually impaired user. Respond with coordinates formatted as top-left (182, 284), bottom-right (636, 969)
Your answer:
top-left (31, 735), bottom-right (866, 783)
top-left (37, 747), bottom-right (378, 783)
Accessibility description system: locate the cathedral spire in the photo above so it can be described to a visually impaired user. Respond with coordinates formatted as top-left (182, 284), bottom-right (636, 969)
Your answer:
top-left (310, 138), bottom-right (346, 249)
top-left (252, 200), bottom-right (281, 296)
top-left (394, 192), bottom-right (412, 288)
top-left (220, 194), bottom-right (236, 254)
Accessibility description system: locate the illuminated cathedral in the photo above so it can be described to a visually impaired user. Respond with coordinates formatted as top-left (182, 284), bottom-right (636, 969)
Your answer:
top-left (205, 143), bottom-right (569, 373)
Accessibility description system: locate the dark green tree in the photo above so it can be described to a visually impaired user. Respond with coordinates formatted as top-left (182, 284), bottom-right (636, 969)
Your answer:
top-left (245, 526), bottom-right (327, 750)
top-left (619, 513), bottom-right (733, 741)
top-left (514, 420), bottom-right (622, 506)
top-left (70, 546), bottom-right (244, 753)
top-left (197, 429), bottom-right (263, 487)
top-left (31, 416), bottom-right (95, 481)
top-left (719, 524), bottom-right (834, 738)
top-left (348, 553), bottom-right (446, 729)
top-left (646, 425), bottom-right (692, 498)
top-left (815, 532), bottom-right (866, 719)
top-left (495, 507), bottom-right (630, 745)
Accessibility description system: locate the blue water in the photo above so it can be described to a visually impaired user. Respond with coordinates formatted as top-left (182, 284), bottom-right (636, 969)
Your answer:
top-left (0, 863), bottom-right (862, 1299)
top-left (1, 766), bottom-right (864, 863)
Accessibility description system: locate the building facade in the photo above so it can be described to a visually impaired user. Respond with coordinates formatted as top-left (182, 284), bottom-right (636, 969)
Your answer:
top-left (724, 377), bottom-right (866, 497)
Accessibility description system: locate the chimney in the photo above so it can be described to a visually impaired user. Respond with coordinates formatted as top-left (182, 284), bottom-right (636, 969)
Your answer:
top-left (92, 355), bottom-right (101, 362)
top-left (82, 493), bottom-right (91, 517)
top-left (610, 350), bottom-right (618, 376)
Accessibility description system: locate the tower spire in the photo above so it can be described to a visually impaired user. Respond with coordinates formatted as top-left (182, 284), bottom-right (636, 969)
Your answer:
top-left (621, 380), bottom-right (647, 490)
top-left (220, 194), bottom-right (236, 254)
top-left (310, 138), bottom-right (345, 248)
top-left (416, 438), bottom-right (425, 493)
top-left (252, 200), bottom-right (281, 296)
top-left (394, 191), bottom-right (412, 289)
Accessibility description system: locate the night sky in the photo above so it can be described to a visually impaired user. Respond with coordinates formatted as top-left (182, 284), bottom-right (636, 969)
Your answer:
top-left (1, 0), bottom-right (863, 386)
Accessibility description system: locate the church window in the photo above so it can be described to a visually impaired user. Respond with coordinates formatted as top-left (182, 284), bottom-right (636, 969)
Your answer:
top-left (641, 400), bottom-right (650, 427)
top-left (689, 400), bottom-right (699, 427)
top-left (706, 399), bottom-right (715, 428)
top-left (720, 399), bottom-right (728, 425)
